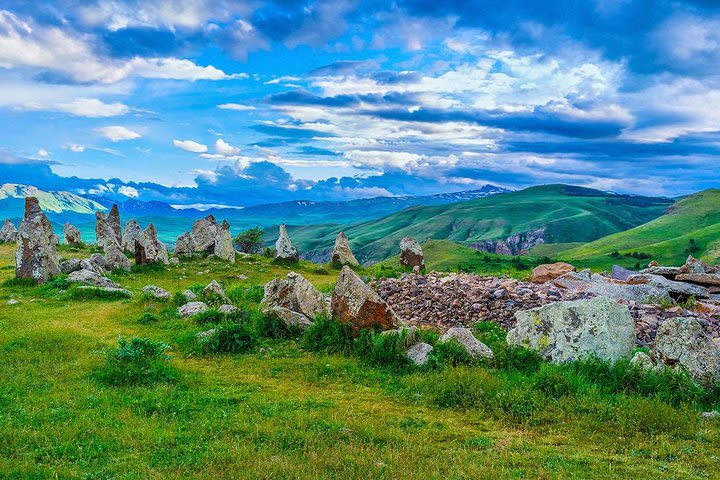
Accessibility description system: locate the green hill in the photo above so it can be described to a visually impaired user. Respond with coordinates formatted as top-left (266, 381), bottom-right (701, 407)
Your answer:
top-left (278, 185), bottom-right (672, 263)
top-left (560, 189), bottom-right (720, 268)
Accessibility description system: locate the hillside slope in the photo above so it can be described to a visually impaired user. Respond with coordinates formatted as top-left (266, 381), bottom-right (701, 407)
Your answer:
top-left (561, 189), bottom-right (720, 267)
top-left (279, 185), bottom-right (672, 263)
top-left (0, 183), bottom-right (105, 217)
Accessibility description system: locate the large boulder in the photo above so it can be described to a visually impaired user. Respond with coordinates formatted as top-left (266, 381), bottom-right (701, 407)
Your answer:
top-left (0, 219), bottom-right (17, 243)
top-left (654, 317), bottom-right (720, 386)
top-left (440, 327), bottom-right (494, 360)
top-left (60, 258), bottom-right (82, 274)
top-left (331, 232), bottom-right (359, 266)
top-left (178, 301), bottom-right (209, 318)
top-left (531, 262), bottom-right (576, 284)
top-left (268, 305), bottom-right (314, 330)
top-left (121, 220), bottom-right (142, 252)
top-left (262, 272), bottom-right (328, 319)
top-left (175, 231), bottom-right (194, 258)
top-left (275, 224), bottom-right (299, 262)
top-left (68, 269), bottom-right (119, 288)
top-left (214, 220), bottom-right (236, 263)
top-left (63, 222), bottom-right (81, 245)
top-left (331, 266), bottom-right (399, 333)
top-left (399, 236), bottom-right (424, 270)
top-left (191, 215), bottom-right (218, 253)
top-left (15, 197), bottom-right (60, 283)
top-left (103, 242), bottom-right (131, 272)
top-left (134, 224), bottom-right (169, 265)
top-left (678, 255), bottom-right (708, 275)
top-left (627, 273), bottom-right (709, 299)
top-left (508, 296), bottom-right (635, 364)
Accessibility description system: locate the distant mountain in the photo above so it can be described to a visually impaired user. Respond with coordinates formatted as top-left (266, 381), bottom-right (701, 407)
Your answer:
top-left (0, 183), bottom-right (105, 217)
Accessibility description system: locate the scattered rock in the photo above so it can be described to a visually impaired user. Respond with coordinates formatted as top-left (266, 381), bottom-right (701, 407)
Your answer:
top-left (654, 317), bottom-right (720, 385)
top-left (262, 272), bottom-right (329, 319)
top-left (196, 328), bottom-right (217, 341)
top-left (142, 285), bottom-right (171, 300)
top-left (63, 222), bottom-right (81, 245)
top-left (15, 197), bottom-right (60, 283)
top-left (0, 219), bottom-right (17, 243)
top-left (178, 301), bottom-right (209, 318)
top-left (531, 262), bottom-right (576, 283)
top-left (331, 232), bottom-right (359, 266)
top-left (76, 285), bottom-right (133, 298)
top-left (440, 327), bottom-right (494, 360)
top-left (213, 220), bottom-right (236, 263)
top-left (175, 231), bottom-right (195, 258)
top-left (508, 296), bottom-right (635, 364)
top-left (218, 304), bottom-right (238, 314)
top-left (103, 242), bottom-right (131, 272)
top-left (182, 289), bottom-right (198, 301)
top-left (7, 298), bottom-right (19, 305)
top-left (191, 215), bottom-right (218, 253)
top-left (68, 269), bottom-right (119, 288)
top-left (169, 257), bottom-right (180, 266)
top-left (399, 236), bottom-right (424, 269)
top-left (611, 265), bottom-right (636, 282)
top-left (702, 411), bottom-right (720, 420)
top-left (275, 224), bottom-right (299, 262)
top-left (134, 224), bottom-right (169, 265)
top-left (121, 220), bottom-right (142, 252)
top-left (331, 266), bottom-right (399, 333)
top-left (202, 280), bottom-right (228, 303)
top-left (60, 258), bottom-right (82, 274)
top-left (629, 351), bottom-right (660, 371)
top-left (627, 273), bottom-right (709, 299)
top-left (268, 305), bottom-right (314, 330)
top-left (407, 342), bottom-right (433, 366)
top-left (675, 273), bottom-right (720, 287)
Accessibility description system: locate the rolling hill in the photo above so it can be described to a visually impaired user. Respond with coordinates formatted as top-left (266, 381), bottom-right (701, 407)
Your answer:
top-left (276, 185), bottom-right (673, 263)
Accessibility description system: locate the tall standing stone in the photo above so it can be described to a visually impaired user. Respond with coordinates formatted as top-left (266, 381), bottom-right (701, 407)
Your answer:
top-left (331, 232), bottom-right (359, 266)
top-left (15, 197), bottom-right (60, 283)
top-left (175, 231), bottom-right (194, 258)
top-left (400, 236), bottom-right (424, 270)
top-left (214, 220), bottom-right (236, 263)
top-left (108, 204), bottom-right (122, 246)
top-left (95, 212), bottom-right (116, 248)
top-left (275, 224), bottom-right (299, 262)
top-left (63, 222), bottom-right (82, 245)
top-left (134, 224), bottom-right (169, 265)
top-left (331, 266), bottom-right (398, 333)
top-left (192, 215), bottom-right (218, 253)
top-left (0, 219), bottom-right (17, 243)
top-left (121, 220), bottom-right (142, 252)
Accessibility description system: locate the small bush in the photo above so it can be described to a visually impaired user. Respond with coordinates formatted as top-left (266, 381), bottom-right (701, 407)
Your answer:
top-left (234, 226), bottom-right (265, 254)
top-left (300, 317), bottom-right (353, 355)
top-left (138, 312), bottom-right (160, 324)
top-left (96, 337), bottom-right (175, 386)
top-left (256, 311), bottom-right (300, 339)
top-left (193, 309), bottom-right (226, 324)
top-left (187, 283), bottom-right (205, 296)
top-left (353, 329), bottom-right (413, 370)
top-left (200, 323), bottom-right (256, 354)
top-left (423, 367), bottom-right (498, 409)
top-left (171, 292), bottom-right (188, 306)
top-left (426, 339), bottom-right (473, 369)
top-left (64, 286), bottom-right (132, 301)
top-left (227, 284), bottom-right (264, 304)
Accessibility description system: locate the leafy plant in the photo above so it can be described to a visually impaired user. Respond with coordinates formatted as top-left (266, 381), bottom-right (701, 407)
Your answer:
top-left (96, 336), bottom-right (175, 386)
top-left (234, 226), bottom-right (265, 254)
top-left (200, 323), bottom-right (256, 354)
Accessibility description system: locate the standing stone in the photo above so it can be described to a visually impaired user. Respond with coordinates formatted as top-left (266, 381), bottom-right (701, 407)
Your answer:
top-left (107, 204), bottom-right (122, 245)
top-left (103, 242), bottom-right (131, 272)
top-left (654, 317), bottom-right (720, 386)
top-left (134, 224), bottom-right (169, 265)
top-left (508, 296), bottom-right (635, 364)
top-left (121, 220), bottom-right (142, 252)
top-left (331, 232), bottom-right (359, 266)
top-left (262, 272), bottom-right (329, 319)
top-left (175, 231), bottom-right (194, 258)
top-left (15, 197), bottom-right (60, 283)
top-left (0, 219), bottom-right (17, 243)
top-left (400, 236), bottom-right (424, 270)
top-left (95, 211), bottom-right (117, 248)
top-left (63, 222), bottom-right (82, 245)
top-left (214, 220), bottom-right (236, 263)
top-left (331, 266), bottom-right (399, 333)
top-left (192, 215), bottom-right (218, 253)
top-left (275, 224), bottom-right (299, 262)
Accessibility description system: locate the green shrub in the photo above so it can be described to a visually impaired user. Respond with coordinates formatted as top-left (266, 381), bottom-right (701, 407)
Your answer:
top-left (187, 283), bottom-right (205, 296)
top-left (96, 337), bottom-right (175, 386)
top-left (423, 367), bottom-right (498, 409)
top-left (256, 311), bottom-right (300, 339)
top-left (300, 317), bottom-right (353, 355)
top-left (426, 339), bottom-right (472, 369)
top-left (353, 329), bottom-right (415, 370)
top-left (171, 292), bottom-right (188, 307)
top-left (200, 323), bottom-right (256, 354)
top-left (64, 286), bottom-right (132, 301)
top-left (138, 312), bottom-right (161, 324)
top-left (193, 309), bottom-right (226, 324)
top-left (233, 226), bottom-right (265, 253)
top-left (227, 284), bottom-right (264, 304)
top-left (533, 364), bottom-right (577, 398)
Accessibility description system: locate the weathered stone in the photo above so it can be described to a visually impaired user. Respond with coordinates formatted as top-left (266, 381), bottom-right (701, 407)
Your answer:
top-left (191, 215), bottom-right (218, 253)
top-left (262, 272), bottom-right (329, 319)
top-left (175, 231), bottom-right (194, 258)
top-left (103, 242), bottom-right (131, 272)
top-left (178, 301), bottom-right (209, 318)
top-left (214, 220), bottom-right (235, 263)
top-left (63, 222), bottom-right (81, 245)
top-left (68, 269), bottom-right (119, 288)
top-left (611, 265), bottom-right (636, 282)
top-left (202, 280), bottom-right (228, 303)
top-left (134, 224), bottom-right (169, 265)
top-left (15, 197), bottom-right (60, 283)
top-left (702, 411), bottom-right (720, 420)
top-left (508, 296), bottom-right (635, 364)
top-left (331, 266), bottom-right (399, 333)
top-left (627, 274), bottom-right (709, 299)
top-left (531, 262), bottom-right (576, 283)
top-left (95, 211), bottom-right (116, 248)
top-left (218, 304), bottom-right (237, 314)
top-left (399, 236), bottom-right (424, 269)
top-left (654, 317), bottom-right (720, 385)
top-left (107, 204), bottom-right (122, 245)
top-left (675, 273), bottom-right (720, 287)
top-left (275, 224), bottom-right (299, 262)
top-left (630, 351), bottom-right (658, 371)
top-left (268, 305), bottom-right (314, 330)
top-left (678, 255), bottom-right (707, 275)
top-left (331, 232), bottom-right (359, 266)
top-left (89, 253), bottom-right (105, 271)
top-left (60, 258), bottom-right (82, 274)
top-left (75, 285), bottom-right (132, 298)
top-left (0, 219), bottom-right (17, 243)
top-left (142, 285), bottom-right (171, 300)
top-left (169, 257), bottom-right (179, 266)
top-left (407, 342), bottom-right (433, 365)
top-left (182, 289), bottom-right (198, 301)
top-left (440, 327), bottom-right (494, 360)
top-left (121, 220), bottom-right (142, 252)
top-left (640, 266), bottom-right (681, 277)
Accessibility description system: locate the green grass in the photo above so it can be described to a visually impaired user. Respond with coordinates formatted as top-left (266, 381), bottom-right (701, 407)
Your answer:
top-left (1, 243), bottom-right (720, 479)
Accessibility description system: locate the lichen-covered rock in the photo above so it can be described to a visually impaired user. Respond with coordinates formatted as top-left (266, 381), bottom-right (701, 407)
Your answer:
top-left (107, 204), bottom-right (122, 245)
top-left (654, 317), bottom-right (720, 385)
top-left (202, 280), bottom-right (228, 303)
top-left (0, 219), bottom-right (17, 243)
top-left (60, 258), bottom-right (82, 274)
top-left (95, 211), bottom-right (116, 248)
top-left (218, 304), bottom-right (238, 314)
top-left (331, 266), bottom-right (399, 333)
top-left (214, 220), bottom-right (235, 263)
top-left (268, 305), bottom-right (314, 330)
top-left (399, 236), bottom-right (424, 269)
top-left (68, 269), bottom-right (119, 288)
top-left (440, 327), bottom-right (494, 360)
top-left (134, 224), bottom-right (169, 265)
top-left (76, 285), bottom-right (133, 298)
top-left (678, 255), bottom-right (708, 275)
top-left (630, 351), bottom-right (663, 371)
top-left (407, 342), bottom-right (433, 365)
top-left (191, 215), bottom-right (218, 253)
top-left (121, 220), bottom-right (142, 252)
top-left (15, 197), bottom-right (60, 283)
top-left (175, 231), bottom-right (194, 258)
top-left (531, 262), bottom-right (576, 283)
top-left (331, 232), bottom-right (359, 266)
top-left (611, 265), bottom-right (636, 282)
top-left (508, 296), bottom-right (635, 364)
top-left (627, 273), bottom-right (709, 299)
top-left (178, 301), bottom-right (209, 318)
top-left (169, 257), bottom-right (179, 266)
top-left (182, 289), bottom-right (198, 301)
top-left (63, 222), bottom-right (81, 245)
top-left (142, 285), bottom-right (171, 300)
top-left (275, 224), bottom-right (299, 262)
top-left (103, 242), bottom-right (131, 272)
top-left (262, 272), bottom-right (329, 319)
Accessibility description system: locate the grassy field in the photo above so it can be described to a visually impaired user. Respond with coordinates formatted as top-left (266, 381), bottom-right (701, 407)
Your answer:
top-left (1, 243), bottom-right (720, 479)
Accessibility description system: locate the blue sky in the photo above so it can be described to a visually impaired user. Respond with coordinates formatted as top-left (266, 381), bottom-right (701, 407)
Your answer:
top-left (0, 0), bottom-right (719, 206)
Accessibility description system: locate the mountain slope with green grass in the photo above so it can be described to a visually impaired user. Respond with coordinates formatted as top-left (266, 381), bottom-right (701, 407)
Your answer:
top-left (279, 185), bottom-right (672, 263)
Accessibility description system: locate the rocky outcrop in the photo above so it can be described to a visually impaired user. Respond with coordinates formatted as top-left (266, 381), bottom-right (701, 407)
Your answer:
top-left (0, 219), bottom-right (17, 243)
top-left (134, 224), bottom-right (169, 265)
top-left (440, 327), bottom-right (494, 360)
top-left (331, 232), bottom-right (359, 266)
top-left (653, 317), bottom-right (720, 386)
top-left (331, 266), bottom-right (399, 333)
top-left (103, 242), bottom-right (131, 272)
top-left (178, 301), bottom-right (209, 318)
top-left (508, 296), bottom-right (635, 364)
top-left (262, 272), bottom-right (328, 319)
top-left (108, 204), bottom-right (121, 245)
top-left (121, 220), bottom-right (142, 252)
top-left (530, 262), bottom-right (575, 283)
top-left (175, 231), bottom-right (194, 258)
top-left (407, 342), bottom-right (433, 366)
top-left (63, 222), bottom-right (81, 245)
top-left (95, 212), bottom-right (115, 248)
top-left (214, 220), bottom-right (236, 263)
top-left (68, 269), bottom-right (119, 288)
top-left (611, 265), bottom-right (636, 282)
top-left (626, 273), bottom-right (708, 299)
top-left (275, 224), bottom-right (299, 262)
top-left (399, 236), bottom-right (424, 269)
top-left (469, 227), bottom-right (546, 255)
top-left (15, 197), bottom-right (60, 283)
top-left (192, 215), bottom-right (218, 253)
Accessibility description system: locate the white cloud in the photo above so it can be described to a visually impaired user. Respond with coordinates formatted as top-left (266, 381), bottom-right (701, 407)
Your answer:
top-left (64, 144), bottom-right (86, 153)
top-left (214, 139), bottom-right (240, 156)
top-left (173, 139), bottom-right (208, 153)
top-left (218, 103), bottom-right (256, 111)
top-left (128, 58), bottom-right (247, 81)
top-left (97, 126), bottom-right (142, 142)
top-left (22, 98), bottom-right (130, 117)
top-left (37, 148), bottom-right (49, 157)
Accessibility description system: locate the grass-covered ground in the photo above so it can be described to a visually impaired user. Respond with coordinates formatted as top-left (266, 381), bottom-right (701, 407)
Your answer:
top-left (1, 243), bottom-right (720, 479)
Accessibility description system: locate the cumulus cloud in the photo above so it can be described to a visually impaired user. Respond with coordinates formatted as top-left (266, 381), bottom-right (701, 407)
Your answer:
top-left (97, 126), bottom-right (142, 141)
top-left (37, 148), bottom-right (49, 157)
top-left (21, 98), bottom-right (130, 117)
top-left (218, 103), bottom-right (256, 111)
top-left (173, 139), bottom-right (208, 153)
top-left (214, 139), bottom-right (240, 156)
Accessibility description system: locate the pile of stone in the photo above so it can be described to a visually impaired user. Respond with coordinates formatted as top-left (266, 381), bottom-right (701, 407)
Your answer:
top-left (641, 256), bottom-right (720, 296)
